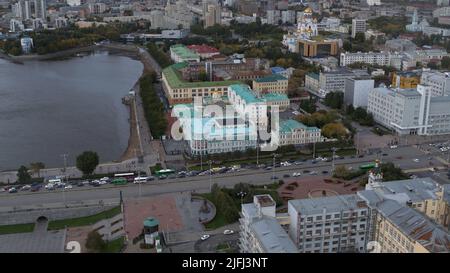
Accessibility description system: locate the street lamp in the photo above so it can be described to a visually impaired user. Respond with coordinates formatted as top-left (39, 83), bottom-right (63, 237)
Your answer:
top-left (331, 147), bottom-right (337, 173)
top-left (209, 160), bottom-right (212, 193)
top-left (237, 191), bottom-right (247, 205)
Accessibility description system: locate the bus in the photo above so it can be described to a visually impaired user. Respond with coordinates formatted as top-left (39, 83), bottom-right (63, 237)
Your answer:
top-left (112, 178), bottom-right (128, 185)
top-left (154, 169), bottom-right (175, 177)
top-left (114, 172), bottom-right (136, 182)
top-left (359, 163), bottom-right (376, 170)
top-left (133, 176), bottom-right (153, 183)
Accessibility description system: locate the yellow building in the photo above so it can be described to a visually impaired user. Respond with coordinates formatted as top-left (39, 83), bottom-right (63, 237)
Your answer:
top-left (391, 71), bottom-right (421, 89)
top-left (252, 74), bottom-right (289, 94)
top-left (161, 62), bottom-right (241, 105)
top-left (297, 38), bottom-right (339, 57)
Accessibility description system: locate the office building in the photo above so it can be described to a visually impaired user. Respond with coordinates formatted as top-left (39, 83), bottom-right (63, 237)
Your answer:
top-left (340, 51), bottom-right (391, 67)
top-left (420, 71), bottom-right (450, 97)
top-left (288, 195), bottom-right (370, 253)
top-left (351, 19), bottom-right (366, 38)
top-left (367, 85), bottom-right (450, 135)
top-left (203, 0), bottom-right (221, 28)
top-left (344, 77), bottom-right (375, 108)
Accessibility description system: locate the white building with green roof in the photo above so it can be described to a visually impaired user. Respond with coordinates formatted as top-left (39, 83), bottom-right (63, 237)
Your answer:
top-left (169, 44), bottom-right (200, 63)
top-left (279, 119), bottom-right (322, 146)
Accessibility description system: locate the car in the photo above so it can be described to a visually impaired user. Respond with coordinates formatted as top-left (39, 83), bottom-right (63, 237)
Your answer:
top-left (0, 188), bottom-right (5, 193)
top-left (358, 155), bottom-right (364, 158)
top-left (81, 180), bottom-right (90, 185)
top-left (303, 170), bottom-right (311, 174)
top-left (200, 235), bottom-right (210, 241)
top-left (283, 174), bottom-right (290, 178)
top-left (382, 153), bottom-right (388, 156)
top-left (311, 160), bottom-right (317, 164)
top-left (77, 182), bottom-right (84, 187)
top-left (265, 166), bottom-right (272, 170)
top-left (64, 185), bottom-right (73, 190)
top-left (159, 175), bottom-right (167, 180)
top-left (413, 158), bottom-right (420, 162)
top-left (9, 187), bottom-right (17, 193)
top-left (98, 180), bottom-right (108, 185)
top-left (294, 161), bottom-right (303, 165)
top-left (292, 172), bottom-right (301, 177)
top-left (223, 230), bottom-right (234, 235)
top-left (92, 182), bottom-right (100, 187)
top-left (310, 171), bottom-right (318, 175)
top-left (322, 170), bottom-right (329, 174)
top-left (271, 176), bottom-right (278, 180)
top-left (321, 157), bottom-right (328, 162)
top-left (21, 185), bottom-right (31, 191)
top-left (390, 145), bottom-right (398, 149)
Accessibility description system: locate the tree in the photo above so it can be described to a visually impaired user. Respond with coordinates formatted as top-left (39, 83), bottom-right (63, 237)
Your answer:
top-left (441, 56), bottom-right (450, 70)
top-left (76, 151), bottom-right (99, 176)
top-left (321, 123), bottom-right (349, 139)
top-left (85, 231), bottom-right (106, 252)
top-left (29, 162), bottom-right (45, 178)
top-left (333, 165), bottom-right (350, 178)
top-left (380, 162), bottom-right (409, 181)
top-left (17, 165), bottom-right (31, 184)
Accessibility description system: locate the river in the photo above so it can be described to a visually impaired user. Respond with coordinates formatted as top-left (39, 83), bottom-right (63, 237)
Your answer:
top-left (0, 51), bottom-right (143, 170)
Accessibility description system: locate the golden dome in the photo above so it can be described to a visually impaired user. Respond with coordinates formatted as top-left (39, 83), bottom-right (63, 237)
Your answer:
top-left (304, 7), bottom-right (313, 13)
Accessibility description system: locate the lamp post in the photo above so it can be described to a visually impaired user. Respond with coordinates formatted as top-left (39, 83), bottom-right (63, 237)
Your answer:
top-left (209, 160), bottom-right (212, 192)
top-left (61, 153), bottom-right (68, 205)
top-left (237, 191), bottom-right (247, 206)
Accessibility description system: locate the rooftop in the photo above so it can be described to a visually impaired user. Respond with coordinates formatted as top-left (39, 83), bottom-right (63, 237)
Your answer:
top-left (170, 44), bottom-right (199, 60)
top-left (255, 194), bottom-right (275, 207)
top-left (280, 119), bottom-right (319, 133)
top-left (289, 194), bottom-right (367, 215)
top-left (254, 74), bottom-right (288, 83)
top-left (250, 217), bottom-right (299, 253)
top-left (375, 199), bottom-right (450, 253)
top-left (162, 63), bottom-right (241, 89)
top-left (228, 84), bottom-right (263, 104)
top-left (187, 44), bottom-right (220, 54)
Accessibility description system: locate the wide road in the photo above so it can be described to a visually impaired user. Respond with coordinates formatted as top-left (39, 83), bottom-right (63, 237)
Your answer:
top-left (1, 146), bottom-right (448, 208)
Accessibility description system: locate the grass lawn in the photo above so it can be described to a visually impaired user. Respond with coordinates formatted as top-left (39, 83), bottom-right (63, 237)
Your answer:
top-left (199, 193), bottom-right (229, 230)
top-left (0, 223), bottom-right (35, 235)
top-left (47, 206), bottom-right (122, 230)
top-left (102, 236), bottom-right (125, 253)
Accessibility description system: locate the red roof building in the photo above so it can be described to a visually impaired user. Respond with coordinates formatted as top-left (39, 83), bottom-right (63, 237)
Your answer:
top-left (187, 44), bottom-right (220, 59)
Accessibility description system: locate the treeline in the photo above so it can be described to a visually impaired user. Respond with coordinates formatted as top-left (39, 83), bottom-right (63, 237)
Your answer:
top-left (139, 73), bottom-right (168, 139)
top-left (1, 23), bottom-right (142, 56)
top-left (146, 43), bottom-right (172, 68)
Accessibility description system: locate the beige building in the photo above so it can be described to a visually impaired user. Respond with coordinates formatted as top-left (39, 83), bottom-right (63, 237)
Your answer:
top-left (252, 74), bottom-right (289, 94)
top-left (162, 62), bottom-right (241, 105)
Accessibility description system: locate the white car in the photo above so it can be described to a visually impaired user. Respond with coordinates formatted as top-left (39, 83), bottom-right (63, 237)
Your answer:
top-left (64, 185), bottom-right (73, 190)
top-left (310, 171), bottom-right (318, 175)
top-left (100, 177), bottom-right (110, 182)
top-left (200, 235), bottom-right (210, 241)
top-left (0, 188), bottom-right (5, 193)
top-left (292, 172), bottom-right (302, 177)
top-left (390, 145), bottom-right (398, 149)
top-left (98, 180), bottom-right (108, 185)
top-left (21, 185), bottom-right (31, 191)
top-left (413, 158), bottom-right (420, 162)
top-left (223, 230), bottom-right (234, 235)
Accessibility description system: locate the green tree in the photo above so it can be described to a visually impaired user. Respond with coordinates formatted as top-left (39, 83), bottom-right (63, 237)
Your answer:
top-left (85, 231), bottom-right (106, 252)
top-left (17, 165), bottom-right (31, 184)
top-left (29, 162), bottom-right (45, 178)
top-left (380, 162), bottom-right (409, 181)
top-left (76, 151), bottom-right (99, 176)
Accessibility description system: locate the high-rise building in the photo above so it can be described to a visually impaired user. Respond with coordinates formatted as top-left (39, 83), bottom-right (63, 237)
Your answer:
top-left (20, 37), bottom-right (33, 54)
top-left (10, 19), bottom-right (25, 32)
top-left (344, 77), bottom-right (374, 108)
top-left (351, 19), bottom-right (366, 38)
top-left (420, 71), bottom-right (450, 97)
top-left (203, 0), bottom-right (221, 28)
top-left (34, 0), bottom-right (46, 20)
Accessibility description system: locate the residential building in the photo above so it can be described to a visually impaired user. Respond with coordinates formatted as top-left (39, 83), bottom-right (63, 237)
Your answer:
top-left (266, 10), bottom-right (281, 25)
top-left (34, 0), bottom-right (46, 20)
top-left (20, 37), bottom-right (33, 54)
top-left (305, 72), bottom-right (320, 94)
top-left (88, 3), bottom-right (107, 14)
top-left (358, 193), bottom-right (450, 253)
top-left (239, 195), bottom-right (298, 253)
top-left (288, 195), bottom-right (370, 253)
top-left (340, 51), bottom-right (390, 67)
top-left (170, 44), bottom-right (200, 63)
top-left (54, 17), bottom-right (68, 28)
top-left (10, 19), bottom-right (25, 32)
top-left (252, 74), bottom-right (289, 94)
top-left (365, 29), bottom-right (385, 41)
top-left (281, 10), bottom-right (296, 25)
top-left (351, 19), bottom-right (366, 38)
top-left (420, 71), bottom-right (450, 97)
top-left (344, 77), bottom-right (375, 108)
top-left (203, 0), bottom-right (221, 28)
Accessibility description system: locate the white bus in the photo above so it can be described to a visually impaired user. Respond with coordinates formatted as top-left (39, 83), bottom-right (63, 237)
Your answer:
top-left (133, 176), bottom-right (149, 184)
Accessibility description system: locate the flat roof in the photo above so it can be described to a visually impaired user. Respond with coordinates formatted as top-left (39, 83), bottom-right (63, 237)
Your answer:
top-left (255, 194), bottom-right (275, 207)
top-left (229, 84), bottom-right (263, 104)
top-left (289, 194), bottom-right (367, 215)
top-left (280, 119), bottom-right (319, 133)
top-left (254, 74), bottom-right (288, 83)
top-left (170, 44), bottom-right (199, 59)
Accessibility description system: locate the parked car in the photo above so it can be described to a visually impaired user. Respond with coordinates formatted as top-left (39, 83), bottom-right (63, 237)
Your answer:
top-left (271, 175), bottom-right (278, 180)
top-left (200, 235), bottom-right (210, 241)
top-left (9, 187), bottom-right (17, 193)
top-left (223, 230), bottom-right (234, 235)
top-left (64, 185), bottom-right (73, 190)
top-left (21, 185), bottom-right (31, 191)
top-left (310, 171), bottom-right (318, 175)
top-left (292, 172), bottom-right (301, 177)
top-left (283, 174), bottom-right (290, 178)
top-left (413, 158), bottom-right (420, 162)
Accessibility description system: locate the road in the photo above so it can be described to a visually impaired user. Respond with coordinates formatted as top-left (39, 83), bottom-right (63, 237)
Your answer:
top-left (1, 146), bottom-right (448, 208)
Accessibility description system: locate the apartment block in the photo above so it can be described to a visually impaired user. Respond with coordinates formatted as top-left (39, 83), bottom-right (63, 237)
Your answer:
top-left (344, 77), bottom-right (375, 108)
top-left (288, 195), bottom-right (370, 253)
top-left (351, 19), bottom-right (366, 38)
top-left (239, 195), bottom-right (298, 253)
